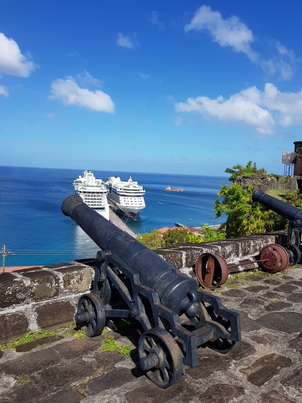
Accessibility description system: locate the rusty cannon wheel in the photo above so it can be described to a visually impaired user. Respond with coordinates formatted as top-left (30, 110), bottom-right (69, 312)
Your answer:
top-left (75, 293), bottom-right (106, 337)
top-left (258, 244), bottom-right (289, 272)
top-left (195, 253), bottom-right (229, 289)
top-left (138, 327), bottom-right (183, 388)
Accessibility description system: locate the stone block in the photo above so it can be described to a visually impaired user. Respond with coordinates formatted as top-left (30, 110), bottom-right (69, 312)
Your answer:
top-left (0, 311), bottom-right (29, 343)
top-left (21, 269), bottom-right (60, 301)
top-left (35, 300), bottom-right (76, 328)
top-left (51, 264), bottom-right (94, 294)
top-left (156, 249), bottom-right (184, 270)
top-left (0, 272), bottom-right (31, 309)
top-left (240, 353), bottom-right (292, 386)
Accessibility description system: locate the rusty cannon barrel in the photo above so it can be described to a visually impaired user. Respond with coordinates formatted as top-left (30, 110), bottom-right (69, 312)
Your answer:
top-left (62, 195), bottom-right (199, 317)
top-left (252, 189), bottom-right (302, 223)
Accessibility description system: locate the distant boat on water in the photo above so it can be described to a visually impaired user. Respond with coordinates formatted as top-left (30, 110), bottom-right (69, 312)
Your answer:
top-left (165, 186), bottom-right (184, 192)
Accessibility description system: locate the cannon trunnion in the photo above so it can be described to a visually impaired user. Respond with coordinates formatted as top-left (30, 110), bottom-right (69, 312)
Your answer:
top-left (62, 195), bottom-right (240, 388)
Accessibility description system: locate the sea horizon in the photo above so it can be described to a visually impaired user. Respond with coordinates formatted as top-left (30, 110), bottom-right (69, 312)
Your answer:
top-left (0, 166), bottom-right (228, 267)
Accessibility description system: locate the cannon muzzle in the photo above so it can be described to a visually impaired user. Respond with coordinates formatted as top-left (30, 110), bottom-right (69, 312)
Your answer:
top-left (252, 190), bottom-right (302, 224)
top-left (62, 195), bottom-right (198, 315)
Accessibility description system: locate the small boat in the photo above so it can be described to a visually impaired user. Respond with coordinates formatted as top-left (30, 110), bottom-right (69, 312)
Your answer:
top-left (165, 186), bottom-right (184, 192)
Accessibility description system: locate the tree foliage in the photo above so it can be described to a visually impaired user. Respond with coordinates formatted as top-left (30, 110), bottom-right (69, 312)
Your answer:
top-left (225, 160), bottom-right (267, 182)
top-left (214, 161), bottom-right (301, 238)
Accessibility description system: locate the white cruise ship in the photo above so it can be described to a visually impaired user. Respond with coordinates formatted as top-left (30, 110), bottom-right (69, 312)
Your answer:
top-left (106, 176), bottom-right (146, 218)
top-left (73, 170), bottom-right (109, 220)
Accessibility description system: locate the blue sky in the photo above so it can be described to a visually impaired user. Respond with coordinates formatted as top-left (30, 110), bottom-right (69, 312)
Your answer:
top-left (1, 0), bottom-right (302, 176)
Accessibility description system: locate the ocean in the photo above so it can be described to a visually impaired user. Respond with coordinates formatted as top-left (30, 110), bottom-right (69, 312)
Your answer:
top-left (0, 166), bottom-right (228, 267)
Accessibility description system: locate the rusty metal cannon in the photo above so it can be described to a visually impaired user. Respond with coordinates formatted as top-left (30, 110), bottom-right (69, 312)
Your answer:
top-left (253, 189), bottom-right (302, 269)
top-left (62, 195), bottom-right (240, 388)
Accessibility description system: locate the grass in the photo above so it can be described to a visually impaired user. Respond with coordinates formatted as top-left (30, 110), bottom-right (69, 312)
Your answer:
top-left (101, 335), bottom-right (131, 356)
top-left (0, 323), bottom-right (88, 350)
top-left (224, 268), bottom-right (283, 286)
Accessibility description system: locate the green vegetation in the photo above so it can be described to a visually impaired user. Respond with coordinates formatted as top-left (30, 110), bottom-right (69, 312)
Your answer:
top-left (17, 375), bottom-right (30, 384)
top-left (0, 329), bottom-right (57, 350)
top-left (137, 224), bottom-right (226, 250)
top-left (214, 161), bottom-right (302, 238)
top-left (101, 335), bottom-right (131, 356)
top-left (225, 160), bottom-right (267, 181)
top-left (0, 324), bottom-right (89, 350)
top-left (138, 160), bottom-right (302, 245)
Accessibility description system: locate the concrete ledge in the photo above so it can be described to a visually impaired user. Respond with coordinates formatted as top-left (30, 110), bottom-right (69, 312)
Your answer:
top-left (0, 234), bottom-right (279, 343)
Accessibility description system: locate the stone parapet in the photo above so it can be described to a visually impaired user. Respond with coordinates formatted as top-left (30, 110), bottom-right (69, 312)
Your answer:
top-left (156, 233), bottom-right (277, 276)
top-left (0, 234), bottom-right (279, 343)
top-left (0, 260), bottom-right (94, 343)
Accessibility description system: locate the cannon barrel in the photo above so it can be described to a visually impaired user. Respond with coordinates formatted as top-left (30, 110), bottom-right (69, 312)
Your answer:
top-left (62, 195), bottom-right (198, 315)
top-left (252, 190), bottom-right (302, 223)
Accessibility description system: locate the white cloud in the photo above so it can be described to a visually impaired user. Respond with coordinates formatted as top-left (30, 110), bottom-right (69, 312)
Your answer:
top-left (75, 71), bottom-right (103, 88)
top-left (0, 85), bottom-right (9, 97)
top-left (116, 32), bottom-right (134, 49)
top-left (139, 72), bottom-right (150, 80)
top-left (0, 33), bottom-right (38, 77)
top-left (185, 5), bottom-right (257, 62)
top-left (175, 83), bottom-right (302, 134)
top-left (149, 11), bottom-right (165, 29)
top-left (50, 77), bottom-right (115, 113)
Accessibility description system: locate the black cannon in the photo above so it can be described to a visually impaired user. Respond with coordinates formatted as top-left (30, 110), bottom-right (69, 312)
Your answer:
top-left (62, 195), bottom-right (240, 388)
top-left (253, 189), bottom-right (302, 268)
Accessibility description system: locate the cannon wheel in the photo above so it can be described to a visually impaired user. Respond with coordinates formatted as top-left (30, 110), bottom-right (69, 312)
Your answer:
top-left (284, 243), bottom-right (302, 265)
top-left (259, 244), bottom-right (289, 272)
top-left (138, 327), bottom-right (183, 388)
top-left (195, 253), bottom-right (229, 289)
top-left (75, 293), bottom-right (106, 337)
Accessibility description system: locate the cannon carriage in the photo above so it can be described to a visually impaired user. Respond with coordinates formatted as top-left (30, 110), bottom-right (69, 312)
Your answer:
top-left (253, 190), bottom-right (302, 269)
top-left (62, 195), bottom-right (240, 388)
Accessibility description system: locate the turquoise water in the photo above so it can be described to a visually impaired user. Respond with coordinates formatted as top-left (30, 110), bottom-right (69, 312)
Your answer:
top-left (0, 166), bottom-right (228, 266)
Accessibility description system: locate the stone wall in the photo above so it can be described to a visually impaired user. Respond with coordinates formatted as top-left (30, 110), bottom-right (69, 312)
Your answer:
top-left (0, 261), bottom-right (94, 343)
top-left (0, 234), bottom-right (278, 344)
top-left (235, 175), bottom-right (298, 192)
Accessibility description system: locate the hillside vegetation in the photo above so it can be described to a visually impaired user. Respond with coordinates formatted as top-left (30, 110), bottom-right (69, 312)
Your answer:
top-left (137, 161), bottom-right (302, 249)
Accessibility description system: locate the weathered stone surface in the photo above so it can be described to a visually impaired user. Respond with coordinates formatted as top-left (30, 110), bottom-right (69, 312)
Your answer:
top-left (244, 285), bottom-right (270, 293)
top-left (35, 300), bottom-right (75, 328)
top-left (221, 289), bottom-right (248, 298)
top-left (281, 370), bottom-right (302, 393)
top-left (87, 368), bottom-right (134, 394)
top-left (21, 270), bottom-right (60, 301)
top-left (258, 390), bottom-right (295, 403)
top-left (265, 301), bottom-right (292, 311)
top-left (38, 388), bottom-right (83, 403)
top-left (156, 249), bottom-right (184, 270)
top-left (0, 312), bottom-right (28, 343)
top-left (0, 273), bottom-right (31, 308)
top-left (273, 284), bottom-right (299, 293)
top-left (52, 265), bottom-right (93, 294)
top-left (238, 312), bottom-right (262, 332)
top-left (240, 354), bottom-right (292, 386)
top-left (199, 384), bottom-right (245, 402)
top-left (187, 350), bottom-right (231, 379)
top-left (228, 340), bottom-right (256, 361)
top-left (263, 278), bottom-right (283, 285)
top-left (288, 293), bottom-right (302, 302)
top-left (257, 312), bottom-right (302, 333)
top-left (289, 331), bottom-right (302, 351)
top-left (125, 379), bottom-right (196, 403)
